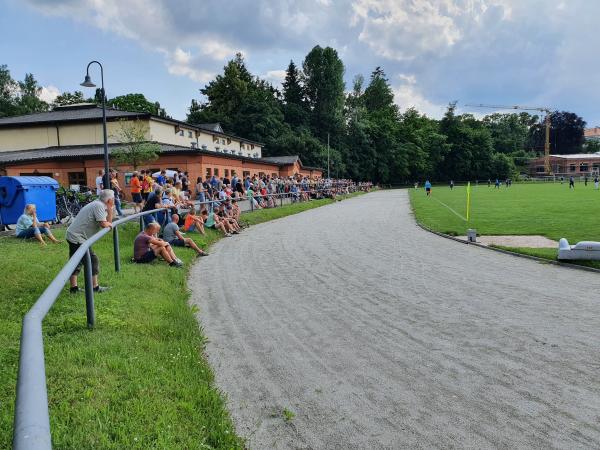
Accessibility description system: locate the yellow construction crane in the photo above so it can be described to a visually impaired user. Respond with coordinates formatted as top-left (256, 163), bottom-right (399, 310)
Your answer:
top-left (465, 103), bottom-right (553, 174)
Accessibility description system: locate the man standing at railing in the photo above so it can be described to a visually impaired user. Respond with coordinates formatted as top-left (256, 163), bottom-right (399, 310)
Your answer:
top-left (65, 189), bottom-right (114, 294)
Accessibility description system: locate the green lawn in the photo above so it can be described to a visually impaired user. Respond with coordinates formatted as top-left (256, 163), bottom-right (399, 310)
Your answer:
top-left (409, 182), bottom-right (600, 242)
top-left (0, 194), bottom-right (361, 449)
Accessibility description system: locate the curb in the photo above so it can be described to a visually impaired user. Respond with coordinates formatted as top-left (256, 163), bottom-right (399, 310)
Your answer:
top-left (414, 220), bottom-right (600, 275)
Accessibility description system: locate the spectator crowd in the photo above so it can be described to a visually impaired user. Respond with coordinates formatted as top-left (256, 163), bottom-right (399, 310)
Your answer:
top-left (14, 169), bottom-right (372, 291)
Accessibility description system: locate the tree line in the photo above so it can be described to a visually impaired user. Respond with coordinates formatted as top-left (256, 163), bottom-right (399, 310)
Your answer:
top-left (0, 53), bottom-right (590, 182)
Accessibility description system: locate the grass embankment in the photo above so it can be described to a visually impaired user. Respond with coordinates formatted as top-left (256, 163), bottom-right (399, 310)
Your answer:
top-left (408, 182), bottom-right (600, 267)
top-left (0, 193), bottom-right (363, 449)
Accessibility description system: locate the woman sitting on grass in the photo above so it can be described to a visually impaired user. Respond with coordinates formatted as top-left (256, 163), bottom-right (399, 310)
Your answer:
top-left (201, 208), bottom-right (232, 237)
top-left (15, 204), bottom-right (61, 245)
top-left (182, 206), bottom-right (206, 235)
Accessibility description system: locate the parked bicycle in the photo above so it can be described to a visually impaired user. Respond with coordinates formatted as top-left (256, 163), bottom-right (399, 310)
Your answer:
top-left (55, 186), bottom-right (97, 223)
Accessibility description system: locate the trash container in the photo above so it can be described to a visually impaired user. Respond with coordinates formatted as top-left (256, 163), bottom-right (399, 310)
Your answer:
top-left (467, 228), bottom-right (477, 243)
top-left (0, 176), bottom-right (59, 225)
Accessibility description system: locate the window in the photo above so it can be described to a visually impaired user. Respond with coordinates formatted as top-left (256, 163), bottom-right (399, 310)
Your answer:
top-left (232, 170), bottom-right (237, 176)
top-left (272, 172), bottom-right (277, 178)
top-left (188, 131), bottom-right (193, 138)
top-left (206, 168), bottom-right (212, 177)
top-left (21, 172), bottom-right (52, 177)
top-left (569, 164), bottom-right (576, 172)
top-left (241, 144), bottom-right (245, 150)
top-left (179, 130), bottom-right (184, 136)
top-left (214, 168), bottom-right (219, 176)
top-left (224, 169), bottom-right (229, 177)
top-left (580, 163), bottom-right (589, 172)
top-left (536, 166), bottom-right (545, 173)
top-left (68, 171), bottom-right (86, 187)
top-left (243, 171), bottom-right (250, 177)
top-left (258, 172), bottom-right (265, 177)
top-left (221, 138), bottom-right (226, 145)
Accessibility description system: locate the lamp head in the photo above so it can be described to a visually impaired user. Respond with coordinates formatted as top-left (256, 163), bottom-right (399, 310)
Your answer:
top-left (80, 74), bottom-right (96, 88)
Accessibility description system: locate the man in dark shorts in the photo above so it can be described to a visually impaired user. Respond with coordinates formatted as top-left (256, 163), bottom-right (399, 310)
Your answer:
top-left (569, 175), bottom-right (575, 189)
top-left (163, 214), bottom-right (208, 256)
top-left (66, 189), bottom-right (114, 293)
top-left (133, 222), bottom-right (182, 267)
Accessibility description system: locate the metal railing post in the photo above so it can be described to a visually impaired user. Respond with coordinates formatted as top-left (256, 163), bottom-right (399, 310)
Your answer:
top-left (250, 195), bottom-right (254, 212)
top-left (280, 194), bottom-right (283, 207)
top-left (83, 250), bottom-right (95, 329)
top-left (113, 226), bottom-right (121, 272)
top-left (139, 216), bottom-right (143, 232)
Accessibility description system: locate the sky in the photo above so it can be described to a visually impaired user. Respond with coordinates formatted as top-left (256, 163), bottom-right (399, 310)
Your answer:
top-left (0, 0), bottom-right (598, 126)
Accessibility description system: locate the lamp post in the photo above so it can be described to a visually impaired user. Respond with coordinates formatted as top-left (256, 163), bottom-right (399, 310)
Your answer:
top-left (80, 61), bottom-right (110, 190)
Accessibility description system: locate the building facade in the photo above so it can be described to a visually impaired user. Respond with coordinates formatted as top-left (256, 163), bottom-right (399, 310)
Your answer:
top-left (529, 153), bottom-right (600, 177)
top-left (0, 104), bottom-right (322, 195)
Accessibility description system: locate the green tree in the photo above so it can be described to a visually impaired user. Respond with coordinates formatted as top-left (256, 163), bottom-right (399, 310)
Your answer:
top-left (108, 93), bottom-right (168, 117)
top-left (0, 64), bottom-right (19, 117)
top-left (111, 119), bottom-right (160, 169)
top-left (302, 46), bottom-right (345, 144)
top-left (482, 112), bottom-right (532, 154)
top-left (281, 60), bottom-right (308, 129)
top-left (53, 90), bottom-right (87, 106)
top-left (528, 110), bottom-right (586, 154)
top-left (17, 73), bottom-right (49, 114)
top-left (187, 53), bottom-right (290, 156)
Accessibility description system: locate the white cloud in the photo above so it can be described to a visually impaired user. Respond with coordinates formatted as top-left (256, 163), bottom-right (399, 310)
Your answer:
top-left (264, 70), bottom-right (287, 85)
top-left (392, 75), bottom-right (445, 118)
top-left (166, 48), bottom-right (215, 83)
top-left (39, 85), bottom-right (60, 103)
top-left (350, 0), bottom-right (511, 61)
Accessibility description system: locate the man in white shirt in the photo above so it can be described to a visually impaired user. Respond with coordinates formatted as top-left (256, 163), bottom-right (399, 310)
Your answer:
top-left (95, 170), bottom-right (104, 195)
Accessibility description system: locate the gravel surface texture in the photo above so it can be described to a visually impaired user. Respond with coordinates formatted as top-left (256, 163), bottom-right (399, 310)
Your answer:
top-left (189, 189), bottom-right (600, 449)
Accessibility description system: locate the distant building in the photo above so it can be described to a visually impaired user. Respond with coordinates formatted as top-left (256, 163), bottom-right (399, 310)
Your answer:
top-left (0, 104), bottom-right (322, 193)
top-left (529, 153), bottom-right (600, 177)
top-left (584, 127), bottom-right (600, 142)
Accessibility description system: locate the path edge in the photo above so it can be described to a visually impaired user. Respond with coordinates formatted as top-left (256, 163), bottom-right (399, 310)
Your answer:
top-left (412, 216), bottom-right (600, 275)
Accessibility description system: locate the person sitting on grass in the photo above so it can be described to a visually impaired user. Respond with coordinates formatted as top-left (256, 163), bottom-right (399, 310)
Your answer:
top-left (133, 222), bottom-right (183, 267)
top-left (164, 214), bottom-right (208, 256)
top-left (201, 208), bottom-right (232, 237)
top-left (230, 200), bottom-right (241, 222)
top-left (216, 204), bottom-right (241, 234)
top-left (183, 206), bottom-right (206, 235)
top-left (15, 204), bottom-right (61, 245)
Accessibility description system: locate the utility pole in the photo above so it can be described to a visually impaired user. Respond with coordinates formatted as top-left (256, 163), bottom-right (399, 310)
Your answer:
top-left (327, 132), bottom-right (330, 179)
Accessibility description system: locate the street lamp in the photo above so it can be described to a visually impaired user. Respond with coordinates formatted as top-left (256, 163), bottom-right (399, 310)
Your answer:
top-left (80, 61), bottom-right (110, 191)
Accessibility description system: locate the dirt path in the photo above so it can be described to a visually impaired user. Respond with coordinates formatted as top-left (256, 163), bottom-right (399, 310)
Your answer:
top-left (189, 190), bottom-right (600, 449)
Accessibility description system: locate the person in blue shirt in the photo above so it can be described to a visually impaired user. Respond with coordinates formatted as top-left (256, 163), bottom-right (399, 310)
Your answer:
top-left (424, 180), bottom-right (432, 196)
top-left (15, 204), bottom-right (60, 245)
top-left (156, 170), bottom-right (167, 186)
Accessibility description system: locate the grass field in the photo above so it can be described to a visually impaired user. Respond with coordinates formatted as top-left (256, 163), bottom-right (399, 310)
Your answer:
top-left (409, 182), bottom-right (600, 265)
top-left (0, 194), bottom-right (359, 449)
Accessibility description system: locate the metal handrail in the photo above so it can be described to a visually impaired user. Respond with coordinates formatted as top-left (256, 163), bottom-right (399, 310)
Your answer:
top-left (12, 207), bottom-right (162, 450)
top-left (12, 185), bottom-right (364, 449)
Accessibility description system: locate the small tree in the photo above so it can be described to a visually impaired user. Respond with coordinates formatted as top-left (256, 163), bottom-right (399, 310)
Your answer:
top-left (111, 119), bottom-right (160, 169)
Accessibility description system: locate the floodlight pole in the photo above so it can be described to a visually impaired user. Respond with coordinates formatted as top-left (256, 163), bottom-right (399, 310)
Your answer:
top-left (82, 61), bottom-right (110, 190)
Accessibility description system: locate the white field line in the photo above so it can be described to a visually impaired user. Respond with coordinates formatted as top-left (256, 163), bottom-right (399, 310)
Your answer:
top-left (431, 197), bottom-right (467, 222)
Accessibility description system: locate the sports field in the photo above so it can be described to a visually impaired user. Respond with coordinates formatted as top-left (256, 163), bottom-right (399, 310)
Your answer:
top-left (409, 181), bottom-right (600, 256)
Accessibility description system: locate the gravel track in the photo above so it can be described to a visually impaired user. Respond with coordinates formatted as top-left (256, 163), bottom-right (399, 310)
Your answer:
top-left (189, 189), bottom-right (600, 449)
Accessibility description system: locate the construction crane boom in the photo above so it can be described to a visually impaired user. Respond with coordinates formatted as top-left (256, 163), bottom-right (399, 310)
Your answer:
top-left (465, 103), bottom-right (553, 175)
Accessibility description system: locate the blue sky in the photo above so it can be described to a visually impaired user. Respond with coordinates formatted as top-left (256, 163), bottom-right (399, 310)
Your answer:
top-left (1, 0), bottom-right (598, 127)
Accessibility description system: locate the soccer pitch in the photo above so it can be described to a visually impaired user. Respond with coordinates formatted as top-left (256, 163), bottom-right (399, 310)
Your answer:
top-left (408, 181), bottom-right (600, 243)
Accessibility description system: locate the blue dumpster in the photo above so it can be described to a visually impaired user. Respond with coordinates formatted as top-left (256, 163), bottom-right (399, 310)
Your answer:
top-left (0, 176), bottom-right (59, 225)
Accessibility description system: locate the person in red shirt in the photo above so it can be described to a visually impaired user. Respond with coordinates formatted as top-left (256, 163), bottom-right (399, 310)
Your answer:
top-left (130, 171), bottom-right (142, 213)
